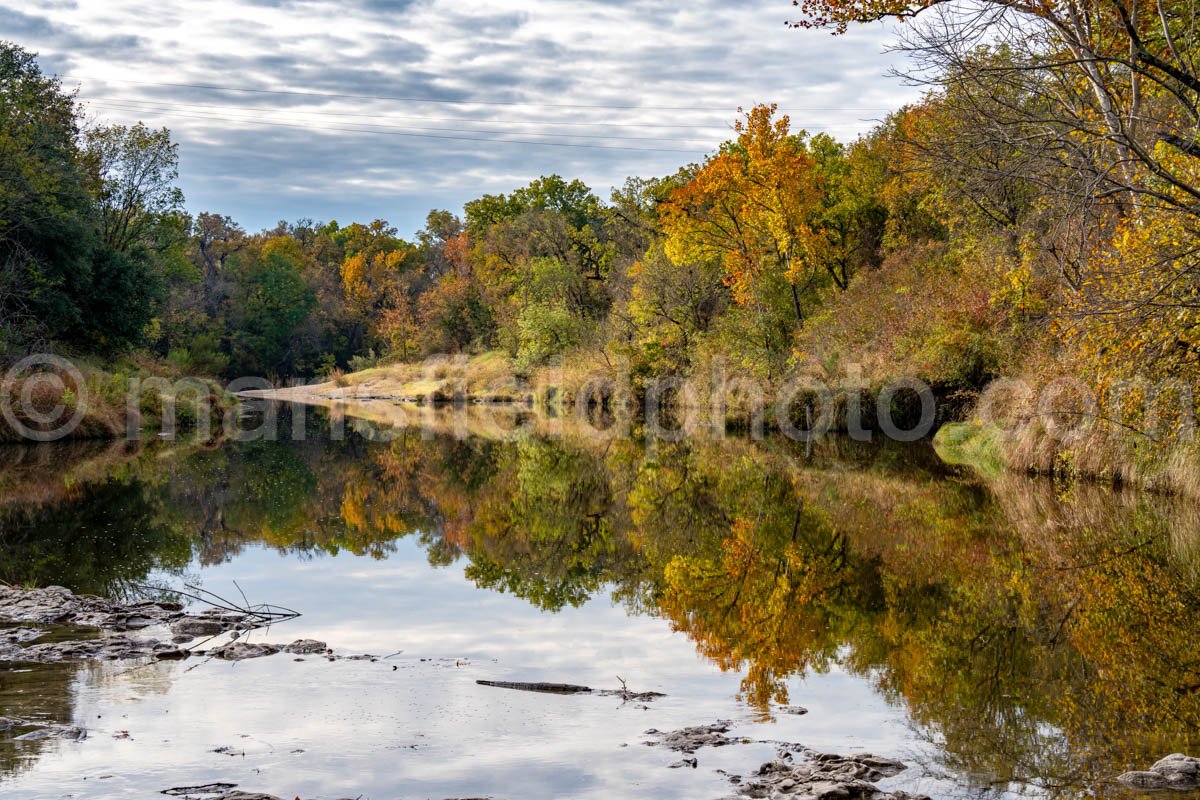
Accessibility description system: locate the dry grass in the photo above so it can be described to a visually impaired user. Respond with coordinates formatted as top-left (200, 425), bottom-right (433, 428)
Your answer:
top-left (298, 351), bottom-right (535, 405)
top-left (0, 361), bottom-right (232, 444)
top-left (943, 416), bottom-right (1200, 498)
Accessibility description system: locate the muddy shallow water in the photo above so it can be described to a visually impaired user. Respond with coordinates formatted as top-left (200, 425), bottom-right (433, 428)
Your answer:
top-left (1, 402), bottom-right (1198, 799)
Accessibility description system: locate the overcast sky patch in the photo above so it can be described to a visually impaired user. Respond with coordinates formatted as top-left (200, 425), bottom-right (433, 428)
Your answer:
top-left (0, 0), bottom-right (918, 236)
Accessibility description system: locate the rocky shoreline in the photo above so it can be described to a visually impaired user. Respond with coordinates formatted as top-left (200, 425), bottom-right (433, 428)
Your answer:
top-left (644, 722), bottom-right (929, 800)
top-left (1118, 754), bottom-right (1200, 791)
top-left (6, 583), bottom-right (1194, 800)
top-left (0, 583), bottom-right (329, 664)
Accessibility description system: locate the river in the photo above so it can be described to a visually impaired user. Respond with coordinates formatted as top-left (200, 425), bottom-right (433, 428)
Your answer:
top-left (0, 400), bottom-right (1197, 799)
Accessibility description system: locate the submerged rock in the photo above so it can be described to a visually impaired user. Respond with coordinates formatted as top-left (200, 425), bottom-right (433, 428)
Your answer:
top-left (212, 642), bottom-right (280, 661)
top-left (0, 585), bottom-right (180, 629)
top-left (646, 720), bottom-right (925, 800)
top-left (645, 722), bottom-right (736, 753)
top-left (10, 722), bottom-right (87, 742)
top-left (1118, 753), bottom-right (1200, 791)
top-left (171, 619), bottom-right (227, 638)
top-left (0, 585), bottom-right (320, 666)
top-left (733, 753), bottom-right (918, 799)
top-left (162, 783), bottom-right (239, 797)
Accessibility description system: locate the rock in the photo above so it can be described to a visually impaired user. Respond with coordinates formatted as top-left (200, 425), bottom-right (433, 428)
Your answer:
top-left (1118, 771), bottom-right (1169, 790)
top-left (171, 619), bottom-right (226, 637)
top-left (733, 755), bottom-right (924, 800)
top-left (212, 642), bottom-right (280, 661)
top-left (14, 724), bottom-right (87, 742)
top-left (283, 639), bottom-right (327, 654)
top-left (162, 783), bottom-right (238, 796)
top-left (649, 724), bottom-right (923, 800)
top-left (1118, 754), bottom-right (1200, 791)
top-left (808, 752), bottom-right (909, 781)
top-left (646, 722), bottom-right (734, 753)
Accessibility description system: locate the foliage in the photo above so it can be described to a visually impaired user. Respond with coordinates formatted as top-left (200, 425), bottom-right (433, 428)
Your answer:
top-left (6, 28), bottom-right (1200, 474)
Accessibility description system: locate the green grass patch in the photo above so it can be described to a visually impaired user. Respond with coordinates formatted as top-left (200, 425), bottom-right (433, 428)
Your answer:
top-left (933, 423), bottom-right (1005, 479)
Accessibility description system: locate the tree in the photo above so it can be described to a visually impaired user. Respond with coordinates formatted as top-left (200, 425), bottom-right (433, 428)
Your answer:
top-left (0, 42), bottom-right (93, 353)
top-left (228, 237), bottom-right (317, 376)
top-left (192, 212), bottom-right (244, 315)
top-left (418, 273), bottom-right (493, 354)
top-left (660, 104), bottom-right (834, 332)
top-left (83, 123), bottom-right (184, 254)
top-left (0, 42), bottom-right (169, 355)
top-left (786, 0), bottom-right (1200, 375)
top-left (627, 243), bottom-right (728, 373)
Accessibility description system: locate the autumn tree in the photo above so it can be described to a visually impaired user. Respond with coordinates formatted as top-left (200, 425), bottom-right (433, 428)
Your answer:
top-left (626, 243), bottom-right (728, 375)
top-left (660, 104), bottom-right (842, 333)
top-left (786, 0), bottom-right (1200, 396)
top-left (333, 220), bottom-right (420, 355)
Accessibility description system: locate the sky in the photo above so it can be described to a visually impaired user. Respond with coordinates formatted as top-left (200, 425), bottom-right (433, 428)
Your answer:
top-left (2, 0), bottom-right (920, 237)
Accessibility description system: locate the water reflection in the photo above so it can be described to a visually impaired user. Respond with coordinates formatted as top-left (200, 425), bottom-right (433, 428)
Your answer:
top-left (1, 404), bottom-right (1199, 796)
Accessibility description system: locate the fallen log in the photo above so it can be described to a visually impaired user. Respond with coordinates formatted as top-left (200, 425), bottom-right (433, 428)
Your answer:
top-left (476, 679), bottom-right (592, 694)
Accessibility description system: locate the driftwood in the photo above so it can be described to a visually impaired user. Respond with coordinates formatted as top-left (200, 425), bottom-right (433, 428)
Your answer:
top-left (476, 680), bottom-right (591, 694)
top-left (476, 678), bottom-right (666, 701)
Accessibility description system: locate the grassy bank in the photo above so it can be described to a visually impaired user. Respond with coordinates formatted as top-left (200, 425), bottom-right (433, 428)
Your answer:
top-left (935, 422), bottom-right (1200, 497)
top-left (0, 357), bottom-right (233, 444)
top-left (278, 349), bottom-right (965, 434)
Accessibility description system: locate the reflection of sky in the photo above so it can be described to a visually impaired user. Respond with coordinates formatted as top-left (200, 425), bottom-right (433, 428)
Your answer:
top-left (2, 541), bottom-right (959, 799)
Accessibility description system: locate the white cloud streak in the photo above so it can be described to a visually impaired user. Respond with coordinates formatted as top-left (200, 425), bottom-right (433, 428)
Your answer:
top-left (1, 0), bottom-right (920, 234)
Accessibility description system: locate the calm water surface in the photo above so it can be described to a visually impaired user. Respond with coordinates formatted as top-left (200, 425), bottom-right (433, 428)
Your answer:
top-left (0, 402), bottom-right (1198, 799)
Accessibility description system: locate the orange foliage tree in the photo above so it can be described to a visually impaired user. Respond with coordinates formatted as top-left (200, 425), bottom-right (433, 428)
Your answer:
top-left (660, 104), bottom-right (835, 327)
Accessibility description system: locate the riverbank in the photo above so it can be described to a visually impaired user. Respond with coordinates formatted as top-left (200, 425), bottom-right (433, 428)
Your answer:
top-left (247, 350), bottom-right (967, 436)
top-left (935, 422), bottom-right (1200, 497)
top-left (0, 357), bottom-right (232, 444)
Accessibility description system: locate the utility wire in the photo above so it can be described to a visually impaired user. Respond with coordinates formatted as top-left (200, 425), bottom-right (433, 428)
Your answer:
top-left (85, 102), bottom-right (705, 153)
top-left (87, 99), bottom-right (729, 144)
top-left (82, 96), bottom-right (744, 132)
top-left (64, 75), bottom-right (896, 113)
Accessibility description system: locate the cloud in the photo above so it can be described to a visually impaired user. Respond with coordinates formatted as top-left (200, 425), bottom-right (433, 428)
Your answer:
top-left (0, 0), bottom-right (920, 236)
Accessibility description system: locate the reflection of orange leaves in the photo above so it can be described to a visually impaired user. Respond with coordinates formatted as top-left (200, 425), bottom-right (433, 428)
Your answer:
top-left (1068, 557), bottom-right (1200, 732)
top-left (721, 517), bottom-right (758, 572)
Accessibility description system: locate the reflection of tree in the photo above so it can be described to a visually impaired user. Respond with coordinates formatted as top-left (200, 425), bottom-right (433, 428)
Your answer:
top-left (0, 662), bottom-right (80, 781)
top-left (450, 439), bottom-right (638, 611)
top-left (0, 479), bottom-right (193, 596)
top-left (5, 417), bottom-right (1200, 795)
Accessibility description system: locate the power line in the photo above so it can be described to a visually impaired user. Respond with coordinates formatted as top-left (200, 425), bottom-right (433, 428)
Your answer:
top-left (85, 102), bottom-right (706, 154)
top-left (82, 96), bottom-right (743, 132)
top-left (87, 99), bottom-right (728, 144)
top-left (64, 75), bottom-right (896, 113)
top-left (67, 76), bottom-right (738, 112)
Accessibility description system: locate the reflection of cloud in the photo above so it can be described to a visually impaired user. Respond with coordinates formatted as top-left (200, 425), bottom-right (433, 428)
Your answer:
top-left (2, 544), bottom-right (925, 799)
top-left (0, 0), bottom-right (920, 234)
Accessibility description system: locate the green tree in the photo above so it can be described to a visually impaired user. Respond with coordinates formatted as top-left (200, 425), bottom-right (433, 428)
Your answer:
top-left (0, 42), bottom-right (94, 352)
top-left (228, 238), bottom-right (317, 376)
